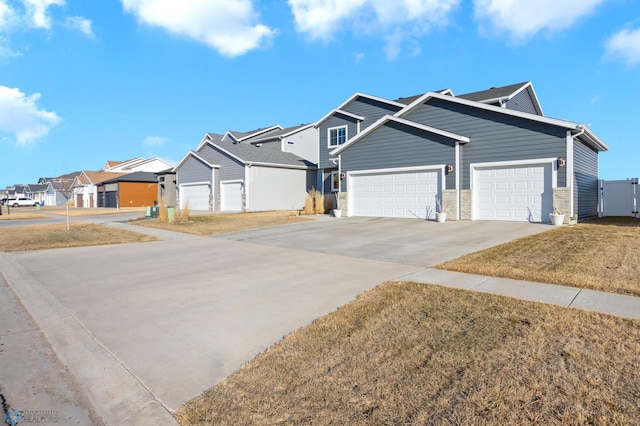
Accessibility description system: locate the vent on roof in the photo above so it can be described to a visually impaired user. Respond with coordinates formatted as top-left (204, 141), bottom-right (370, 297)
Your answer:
top-left (256, 143), bottom-right (262, 147)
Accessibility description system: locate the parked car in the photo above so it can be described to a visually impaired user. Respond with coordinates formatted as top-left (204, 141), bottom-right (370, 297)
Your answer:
top-left (7, 197), bottom-right (40, 207)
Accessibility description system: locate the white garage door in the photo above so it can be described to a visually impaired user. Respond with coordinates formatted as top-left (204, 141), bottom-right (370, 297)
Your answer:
top-left (350, 169), bottom-right (441, 219)
top-left (474, 163), bottom-right (553, 222)
top-left (221, 181), bottom-right (243, 211)
top-left (180, 184), bottom-right (210, 210)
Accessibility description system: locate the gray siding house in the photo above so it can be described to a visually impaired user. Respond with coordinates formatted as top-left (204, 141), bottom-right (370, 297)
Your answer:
top-left (329, 84), bottom-right (607, 223)
top-left (314, 93), bottom-right (407, 199)
top-left (174, 127), bottom-right (315, 212)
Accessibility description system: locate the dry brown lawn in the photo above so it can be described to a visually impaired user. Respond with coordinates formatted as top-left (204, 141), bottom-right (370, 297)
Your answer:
top-left (0, 211), bottom-right (49, 220)
top-left (438, 217), bottom-right (640, 296)
top-left (0, 223), bottom-right (158, 251)
top-left (43, 206), bottom-right (146, 217)
top-left (176, 281), bottom-right (640, 425)
top-left (0, 206), bottom-right (146, 219)
top-left (134, 211), bottom-right (311, 236)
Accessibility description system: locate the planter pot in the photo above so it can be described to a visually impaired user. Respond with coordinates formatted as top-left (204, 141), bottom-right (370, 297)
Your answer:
top-left (333, 209), bottom-right (342, 218)
top-left (436, 212), bottom-right (447, 223)
top-left (549, 213), bottom-right (565, 226)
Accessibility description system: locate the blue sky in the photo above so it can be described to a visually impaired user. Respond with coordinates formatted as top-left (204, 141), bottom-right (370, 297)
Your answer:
top-left (1, 0), bottom-right (639, 188)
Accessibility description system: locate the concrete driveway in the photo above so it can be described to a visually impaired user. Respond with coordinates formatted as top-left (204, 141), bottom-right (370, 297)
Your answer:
top-left (217, 216), bottom-right (549, 267)
top-left (1, 216), bottom-right (549, 424)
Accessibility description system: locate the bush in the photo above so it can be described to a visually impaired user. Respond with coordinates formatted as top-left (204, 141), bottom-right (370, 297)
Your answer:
top-left (158, 199), bottom-right (168, 223)
top-left (303, 188), bottom-right (325, 215)
top-left (175, 202), bottom-right (190, 223)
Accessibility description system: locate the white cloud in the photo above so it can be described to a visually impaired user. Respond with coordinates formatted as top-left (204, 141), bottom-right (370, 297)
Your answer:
top-left (473, 0), bottom-right (605, 42)
top-left (288, 0), bottom-right (459, 58)
top-left (0, 85), bottom-right (61, 145)
top-left (605, 26), bottom-right (640, 67)
top-left (143, 135), bottom-right (168, 146)
top-left (23, 0), bottom-right (65, 29)
top-left (64, 16), bottom-right (93, 37)
top-left (121, 0), bottom-right (275, 57)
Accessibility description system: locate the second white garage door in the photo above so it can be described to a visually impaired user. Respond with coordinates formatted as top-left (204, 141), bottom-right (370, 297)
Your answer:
top-left (221, 181), bottom-right (243, 211)
top-left (350, 169), bottom-right (441, 219)
top-left (180, 184), bottom-right (210, 210)
top-left (474, 163), bottom-right (553, 222)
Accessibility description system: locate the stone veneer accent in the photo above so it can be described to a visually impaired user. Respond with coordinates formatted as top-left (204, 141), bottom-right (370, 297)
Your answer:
top-left (553, 187), bottom-right (571, 224)
top-left (337, 192), bottom-right (348, 215)
top-left (460, 190), bottom-right (472, 220)
top-left (442, 189), bottom-right (458, 220)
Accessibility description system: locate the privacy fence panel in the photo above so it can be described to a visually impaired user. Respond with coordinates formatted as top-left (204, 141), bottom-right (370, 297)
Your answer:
top-left (598, 179), bottom-right (639, 217)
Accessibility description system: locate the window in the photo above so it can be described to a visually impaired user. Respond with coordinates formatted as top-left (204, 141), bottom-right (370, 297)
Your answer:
top-left (330, 171), bottom-right (340, 192)
top-left (328, 125), bottom-right (347, 147)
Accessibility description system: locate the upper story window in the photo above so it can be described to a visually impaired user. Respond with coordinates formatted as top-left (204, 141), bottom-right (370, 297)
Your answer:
top-left (328, 125), bottom-right (348, 148)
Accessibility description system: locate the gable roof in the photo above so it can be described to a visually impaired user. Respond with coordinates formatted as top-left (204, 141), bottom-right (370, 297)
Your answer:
top-left (173, 148), bottom-right (221, 171)
top-left (394, 88), bottom-right (454, 105)
top-left (100, 171), bottom-right (159, 184)
top-left (245, 123), bottom-right (314, 144)
top-left (205, 133), bottom-right (314, 169)
top-left (314, 92), bottom-right (406, 127)
top-left (458, 82), bottom-right (544, 115)
top-left (103, 158), bottom-right (145, 171)
top-left (396, 91), bottom-right (607, 151)
top-left (76, 171), bottom-right (128, 185)
top-left (224, 125), bottom-right (283, 142)
top-left (330, 115), bottom-right (470, 156)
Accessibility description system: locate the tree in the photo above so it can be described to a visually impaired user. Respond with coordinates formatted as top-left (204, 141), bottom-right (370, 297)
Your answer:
top-left (51, 178), bottom-right (75, 231)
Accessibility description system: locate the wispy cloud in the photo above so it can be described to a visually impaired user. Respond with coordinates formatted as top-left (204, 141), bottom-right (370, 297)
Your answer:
top-left (0, 85), bottom-right (61, 145)
top-left (605, 25), bottom-right (640, 67)
top-left (288, 0), bottom-right (459, 59)
top-left (473, 0), bottom-right (605, 43)
top-left (23, 0), bottom-right (65, 30)
top-left (143, 135), bottom-right (168, 146)
top-left (121, 0), bottom-right (275, 57)
top-left (65, 16), bottom-right (94, 38)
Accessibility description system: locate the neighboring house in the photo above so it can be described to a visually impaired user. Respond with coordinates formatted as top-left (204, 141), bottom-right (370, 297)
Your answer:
top-left (104, 157), bottom-right (173, 173)
top-left (74, 158), bottom-right (174, 208)
top-left (39, 172), bottom-right (81, 205)
top-left (73, 171), bottom-right (127, 208)
top-left (238, 123), bottom-right (319, 165)
top-left (174, 128), bottom-right (315, 212)
top-left (328, 84), bottom-right (607, 223)
top-left (97, 171), bottom-right (159, 208)
top-left (26, 183), bottom-right (51, 205)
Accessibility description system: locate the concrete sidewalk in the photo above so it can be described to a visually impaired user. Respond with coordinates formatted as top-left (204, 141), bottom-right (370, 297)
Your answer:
top-left (400, 268), bottom-right (640, 319)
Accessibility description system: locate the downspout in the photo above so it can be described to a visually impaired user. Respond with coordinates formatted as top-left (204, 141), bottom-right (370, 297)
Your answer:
top-left (245, 162), bottom-right (251, 211)
top-left (455, 141), bottom-right (460, 220)
top-left (569, 125), bottom-right (586, 220)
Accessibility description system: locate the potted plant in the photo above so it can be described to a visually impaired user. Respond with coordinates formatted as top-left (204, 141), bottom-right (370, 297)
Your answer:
top-left (435, 197), bottom-right (447, 223)
top-left (549, 207), bottom-right (565, 226)
top-left (333, 192), bottom-right (342, 218)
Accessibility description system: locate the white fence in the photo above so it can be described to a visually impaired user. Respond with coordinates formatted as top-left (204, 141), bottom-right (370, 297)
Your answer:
top-left (598, 178), bottom-right (639, 217)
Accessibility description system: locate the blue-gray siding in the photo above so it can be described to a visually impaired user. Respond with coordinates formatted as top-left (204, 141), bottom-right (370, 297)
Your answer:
top-left (319, 113), bottom-right (360, 169)
top-left (340, 121), bottom-right (456, 191)
top-left (198, 144), bottom-right (245, 182)
top-left (343, 96), bottom-right (402, 130)
top-left (505, 88), bottom-right (539, 115)
top-left (403, 99), bottom-right (568, 189)
top-left (573, 138), bottom-right (599, 220)
top-left (177, 156), bottom-right (213, 185)
top-left (318, 96), bottom-right (401, 170)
